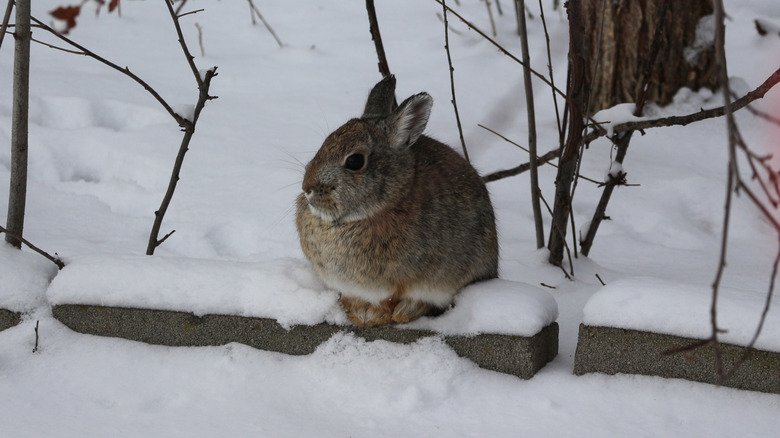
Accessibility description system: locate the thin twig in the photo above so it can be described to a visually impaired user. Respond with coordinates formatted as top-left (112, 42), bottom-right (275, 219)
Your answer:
top-left (433, 0), bottom-right (566, 101)
top-left (177, 8), bottom-right (204, 19)
top-left (537, 189), bottom-right (573, 279)
top-left (482, 148), bottom-right (560, 183)
top-left (709, 0), bottom-right (737, 380)
top-left (366, 0), bottom-right (391, 77)
top-left (484, 0), bottom-right (496, 37)
top-left (174, 0), bottom-right (189, 16)
top-left (442, 0), bottom-right (469, 162)
top-left (721, 246), bottom-right (779, 380)
top-left (147, 1), bottom-right (219, 255)
top-left (29, 16), bottom-right (187, 127)
top-left (435, 12), bottom-right (465, 35)
top-left (478, 124), bottom-right (601, 185)
top-left (0, 224), bottom-right (65, 270)
top-left (547, 0), bottom-right (587, 268)
top-left (570, 0), bottom-right (610, 258)
top-left (583, 67), bottom-right (780, 143)
top-left (365, 0), bottom-right (397, 109)
top-left (164, 0), bottom-right (203, 88)
top-left (537, 0), bottom-right (563, 146)
top-left (195, 22), bottom-right (204, 57)
top-left (29, 34), bottom-right (83, 54)
top-left (665, 0), bottom-right (780, 384)
top-left (482, 66), bottom-right (780, 184)
top-left (580, 0), bottom-right (671, 257)
top-left (247, 0), bottom-right (283, 48)
top-left (517, 0), bottom-right (544, 248)
top-left (32, 320), bottom-right (39, 353)
top-left (0, 0), bottom-right (13, 50)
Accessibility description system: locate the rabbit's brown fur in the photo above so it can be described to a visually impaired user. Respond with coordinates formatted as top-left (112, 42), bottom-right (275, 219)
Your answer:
top-left (296, 76), bottom-right (498, 326)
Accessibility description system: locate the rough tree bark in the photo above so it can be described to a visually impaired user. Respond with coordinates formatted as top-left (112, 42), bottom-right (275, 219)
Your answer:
top-left (548, 0), bottom-right (587, 267)
top-left (6, 0), bottom-right (31, 248)
top-left (582, 0), bottom-right (718, 113)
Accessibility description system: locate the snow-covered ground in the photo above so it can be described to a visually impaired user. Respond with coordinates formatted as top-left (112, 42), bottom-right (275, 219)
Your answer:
top-left (1, 0), bottom-right (779, 436)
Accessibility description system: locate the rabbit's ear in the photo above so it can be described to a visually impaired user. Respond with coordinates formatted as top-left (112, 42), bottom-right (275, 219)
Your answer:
top-left (389, 93), bottom-right (432, 149)
top-left (362, 75), bottom-right (397, 119)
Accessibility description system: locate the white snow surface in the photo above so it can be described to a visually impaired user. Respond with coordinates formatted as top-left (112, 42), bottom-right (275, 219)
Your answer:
top-left (0, 243), bottom-right (58, 312)
top-left (606, 160), bottom-right (625, 182)
top-left (583, 277), bottom-right (780, 352)
top-left (591, 102), bottom-right (644, 136)
top-left (1, 0), bottom-right (779, 436)
top-left (47, 255), bottom-right (346, 328)
top-left (46, 255), bottom-right (557, 336)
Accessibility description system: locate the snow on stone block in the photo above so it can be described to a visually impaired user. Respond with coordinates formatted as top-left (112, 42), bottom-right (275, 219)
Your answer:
top-left (46, 255), bottom-right (558, 337)
top-left (0, 243), bottom-right (58, 315)
top-left (404, 279), bottom-right (558, 337)
top-left (574, 325), bottom-right (780, 394)
top-left (577, 277), bottom-right (780, 394)
top-left (582, 277), bottom-right (779, 352)
top-left (47, 255), bottom-right (343, 329)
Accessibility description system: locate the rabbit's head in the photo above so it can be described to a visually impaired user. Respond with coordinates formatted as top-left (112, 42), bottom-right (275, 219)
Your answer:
top-left (301, 76), bottom-right (432, 223)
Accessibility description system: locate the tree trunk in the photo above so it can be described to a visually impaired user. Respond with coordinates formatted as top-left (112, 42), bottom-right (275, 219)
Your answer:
top-left (6, 0), bottom-right (31, 248)
top-left (548, 0), bottom-right (587, 267)
top-left (582, 0), bottom-right (718, 114)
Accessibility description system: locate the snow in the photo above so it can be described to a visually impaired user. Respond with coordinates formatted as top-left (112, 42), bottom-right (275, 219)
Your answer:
top-left (605, 160), bottom-right (625, 182)
top-left (47, 255), bottom-right (557, 336)
top-left (583, 277), bottom-right (780, 352)
top-left (47, 255), bottom-right (346, 328)
top-left (1, 0), bottom-right (779, 436)
top-left (0, 243), bottom-right (58, 313)
top-left (591, 103), bottom-right (643, 137)
top-left (173, 103), bottom-right (196, 122)
top-left (755, 17), bottom-right (780, 36)
top-left (684, 14), bottom-right (716, 65)
top-left (406, 279), bottom-right (558, 336)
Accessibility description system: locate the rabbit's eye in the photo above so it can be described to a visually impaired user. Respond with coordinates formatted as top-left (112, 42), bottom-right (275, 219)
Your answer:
top-left (343, 153), bottom-right (366, 171)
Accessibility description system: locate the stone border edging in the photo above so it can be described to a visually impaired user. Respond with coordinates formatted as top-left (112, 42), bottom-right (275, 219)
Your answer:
top-left (574, 324), bottom-right (780, 394)
top-left (52, 304), bottom-right (558, 379)
top-left (0, 309), bottom-right (21, 332)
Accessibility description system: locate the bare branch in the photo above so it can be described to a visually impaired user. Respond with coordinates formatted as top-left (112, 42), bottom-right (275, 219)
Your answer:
top-left (247, 0), bottom-right (283, 48)
top-left (664, 1), bottom-right (780, 384)
top-left (517, 0), bottom-right (544, 248)
top-left (365, 0), bottom-right (397, 110)
top-left (537, 0), bottom-right (564, 145)
top-left (366, 0), bottom-right (392, 78)
top-left (433, 0), bottom-right (567, 101)
top-left (479, 124), bottom-right (602, 185)
top-left (0, 0), bottom-right (13, 50)
top-left (163, 0), bottom-right (203, 88)
top-left (0, 225), bottom-right (65, 270)
top-left (441, 0), bottom-right (469, 162)
top-left (580, 0), bottom-right (672, 257)
top-left (583, 67), bottom-right (780, 144)
top-left (482, 149), bottom-right (559, 183)
top-left (29, 16), bottom-right (188, 127)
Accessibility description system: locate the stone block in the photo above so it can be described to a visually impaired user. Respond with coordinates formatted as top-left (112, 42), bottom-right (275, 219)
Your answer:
top-left (52, 304), bottom-right (558, 379)
top-left (574, 324), bottom-right (780, 394)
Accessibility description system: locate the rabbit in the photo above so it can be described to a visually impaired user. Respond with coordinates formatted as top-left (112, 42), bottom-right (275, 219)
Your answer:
top-left (296, 75), bottom-right (498, 327)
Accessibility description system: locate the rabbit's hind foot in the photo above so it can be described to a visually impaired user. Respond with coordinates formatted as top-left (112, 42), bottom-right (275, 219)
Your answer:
top-left (391, 299), bottom-right (438, 324)
top-left (339, 295), bottom-right (394, 327)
